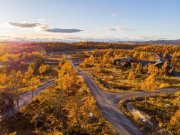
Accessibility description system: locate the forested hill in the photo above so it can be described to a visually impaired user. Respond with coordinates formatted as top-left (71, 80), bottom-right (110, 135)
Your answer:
top-left (0, 41), bottom-right (179, 54)
top-left (32, 42), bottom-right (140, 53)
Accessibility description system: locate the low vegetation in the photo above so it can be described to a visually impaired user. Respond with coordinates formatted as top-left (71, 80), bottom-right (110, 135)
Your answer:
top-left (118, 91), bottom-right (180, 135)
top-left (1, 61), bottom-right (116, 134)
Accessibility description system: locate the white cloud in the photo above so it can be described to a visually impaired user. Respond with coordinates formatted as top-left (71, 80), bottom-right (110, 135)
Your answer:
top-left (0, 22), bottom-right (15, 29)
top-left (106, 26), bottom-right (135, 32)
top-left (8, 21), bottom-right (83, 33)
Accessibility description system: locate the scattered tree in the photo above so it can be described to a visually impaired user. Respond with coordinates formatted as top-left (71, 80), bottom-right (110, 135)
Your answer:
top-left (29, 77), bottom-right (40, 100)
top-left (128, 70), bottom-right (135, 81)
top-left (39, 64), bottom-right (50, 78)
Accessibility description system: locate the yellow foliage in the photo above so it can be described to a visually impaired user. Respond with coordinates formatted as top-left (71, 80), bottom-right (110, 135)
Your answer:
top-left (159, 83), bottom-right (170, 88)
top-left (128, 70), bottom-right (135, 81)
top-left (142, 74), bottom-right (159, 89)
top-left (24, 65), bottom-right (34, 79)
top-left (170, 109), bottom-right (180, 127)
top-left (58, 61), bottom-right (77, 93)
top-left (147, 64), bottom-right (159, 75)
top-left (39, 64), bottom-right (50, 76)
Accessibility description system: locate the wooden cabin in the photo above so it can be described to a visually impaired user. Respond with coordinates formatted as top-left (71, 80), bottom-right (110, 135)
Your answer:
top-left (153, 53), bottom-right (172, 62)
top-left (114, 57), bottom-right (134, 67)
top-left (153, 61), bottom-right (173, 74)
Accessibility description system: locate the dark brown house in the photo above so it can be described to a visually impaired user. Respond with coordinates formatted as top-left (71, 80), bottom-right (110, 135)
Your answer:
top-left (114, 57), bottom-right (134, 67)
top-left (153, 61), bottom-right (173, 74)
top-left (153, 53), bottom-right (172, 62)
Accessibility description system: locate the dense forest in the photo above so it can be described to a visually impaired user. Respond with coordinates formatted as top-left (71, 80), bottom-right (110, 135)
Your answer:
top-left (1, 41), bottom-right (142, 54)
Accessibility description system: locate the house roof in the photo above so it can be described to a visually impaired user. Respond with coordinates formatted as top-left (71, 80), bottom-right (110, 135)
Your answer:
top-left (114, 57), bottom-right (133, 62)
top-left (153, 61), bottom-right (163, 66)
top-left (138, 60), bottom-right (152, 66)
top-left (156, 53), bottom-right (172, 60)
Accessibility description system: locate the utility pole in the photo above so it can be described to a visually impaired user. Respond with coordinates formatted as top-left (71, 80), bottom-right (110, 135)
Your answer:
top-left (145, 93), bottom-right (147, 107)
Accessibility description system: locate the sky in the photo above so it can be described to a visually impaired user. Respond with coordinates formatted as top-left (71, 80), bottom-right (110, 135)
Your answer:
top-left (0, 0), bottom-right (179, 42)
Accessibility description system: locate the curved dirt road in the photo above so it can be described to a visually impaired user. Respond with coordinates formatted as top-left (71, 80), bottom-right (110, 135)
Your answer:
top-left (79, 70), bottom-right (143, 135)
top-left (79, 70), bottom-right (180, 135)
top-left (68, 55), bottom-right (180, 135)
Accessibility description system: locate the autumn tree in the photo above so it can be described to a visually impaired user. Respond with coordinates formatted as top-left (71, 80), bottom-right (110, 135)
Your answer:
top-left (133, 52), bottom-right (139, 59)
top-left (143, 65), bottom-right (148, 74)
top-left (169, 109), bottom-right (180, 134)
top-left (0, 73), bottom-right (8, 86)
top-left (29, 77), bottom-right (40, 100)
top-left (0, 66), bottom-right (7, 74)
top-left (58, 61), bottom-right (77, 94)
top-left (128, 70), bottom-right (135, 81)
top-left (72, 94), bottom-right (83, 130)
top-left (100, 54), bottom-right (111, 67)
top-left (6, 70), bottom-right (23, 109)
top-left (139, 52), bottom-right (145, 60)
top-left (8, 70), bottom-right (16, 89)
top-left (39, 64), bottom-right (50, 78)
top-left (33, 57), bottom-right (44, 75)
top-left (143, 74), bottom-right (159, 89)
top-left (81, 58), bottom-right (89, 67)
top-left (147, 64), bottom-right (159, 75)
top-left (160, 61), bottom-right (170, 76)
top-left (88, 55), bottom-right (95, 65)
top-left (15, 71), bottom-right (23, 88)
top-left (135, 63), bottom-right (143, 75)
top-left (56, 89), bottom-right (67, 127)
top-left (24, 65), bottom-right (34, 79)
top-left (15, 71), bottom-right (24, 109)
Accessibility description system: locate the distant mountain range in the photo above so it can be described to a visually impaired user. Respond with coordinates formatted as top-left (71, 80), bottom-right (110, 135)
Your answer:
top-left (117, 39), bottom-right (180, 45)
top-left (0, 39), bottom-right (180, 45)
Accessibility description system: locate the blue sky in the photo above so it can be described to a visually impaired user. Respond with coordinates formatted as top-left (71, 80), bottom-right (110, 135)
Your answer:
top-left (0, 0), bottom-right (179, 41)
